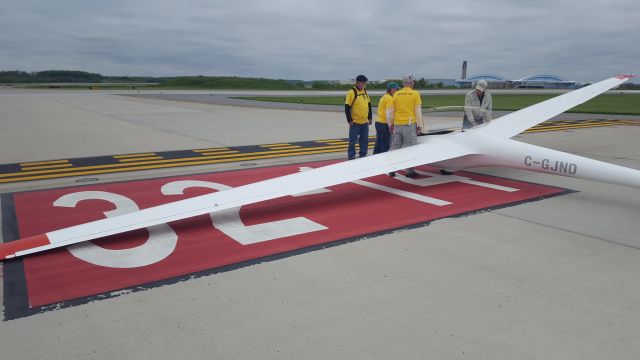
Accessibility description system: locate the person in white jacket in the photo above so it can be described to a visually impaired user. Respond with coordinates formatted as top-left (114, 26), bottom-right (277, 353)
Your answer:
top-left (463, 79), bottom-right (492, 129)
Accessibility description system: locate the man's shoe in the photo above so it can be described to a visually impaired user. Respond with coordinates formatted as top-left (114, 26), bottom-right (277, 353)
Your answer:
top-left (439, 169), bottom-right (453, 175)
top-left (388, 172), bottom-right (396, 177)
top-left (406, 171), bottom-right (419, 178)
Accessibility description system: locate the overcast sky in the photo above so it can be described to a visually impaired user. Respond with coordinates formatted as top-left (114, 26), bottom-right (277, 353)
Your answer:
top-left (1, 0), bottom-right (638, 82)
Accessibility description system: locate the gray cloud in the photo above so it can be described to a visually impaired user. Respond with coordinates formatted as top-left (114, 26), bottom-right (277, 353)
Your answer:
top-left (0, 0), bottom-right (638, 82)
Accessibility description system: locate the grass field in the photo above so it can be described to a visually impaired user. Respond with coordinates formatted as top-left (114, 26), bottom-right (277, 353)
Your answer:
top-left (236, 94), bottom-right (640, 115)
top-left (151, 77), bottom-right (304, 90)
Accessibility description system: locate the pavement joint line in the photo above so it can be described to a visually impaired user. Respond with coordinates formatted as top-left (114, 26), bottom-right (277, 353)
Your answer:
top-left (492, 211), bottom-right (640, 251)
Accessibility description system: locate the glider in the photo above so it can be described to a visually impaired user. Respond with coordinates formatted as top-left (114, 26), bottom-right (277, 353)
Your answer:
top-left (1, 75), bottom-right (638, 261)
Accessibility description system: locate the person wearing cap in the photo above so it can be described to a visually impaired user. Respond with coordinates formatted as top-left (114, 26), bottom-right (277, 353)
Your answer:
top-left (387, 75), bottom-right (424, 178)
top-left (344, 74), bottom-right (372, 160)
top-left (463, 79), bottom-right (493, 129)
top-left (373, 82), bottom-right (400, 154)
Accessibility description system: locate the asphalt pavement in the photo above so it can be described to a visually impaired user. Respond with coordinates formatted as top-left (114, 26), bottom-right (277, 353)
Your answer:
top-left (1, 88), bottom-right (639, 360)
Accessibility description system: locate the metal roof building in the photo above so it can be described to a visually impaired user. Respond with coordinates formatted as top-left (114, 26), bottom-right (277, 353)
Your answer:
top-left (456, 74), bottom-right (577, 89)
top-left (456, 74), bottom-right (511, 88)
top-left (514, 74), bottom-right (577, 89)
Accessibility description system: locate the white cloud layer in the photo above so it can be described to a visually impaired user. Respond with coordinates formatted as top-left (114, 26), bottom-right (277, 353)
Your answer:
top-left (1, 0), bottom-right (638, 81)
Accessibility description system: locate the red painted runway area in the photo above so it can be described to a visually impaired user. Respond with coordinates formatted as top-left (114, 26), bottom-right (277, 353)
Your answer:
top-left (10, 159), bottom-right (567, 308)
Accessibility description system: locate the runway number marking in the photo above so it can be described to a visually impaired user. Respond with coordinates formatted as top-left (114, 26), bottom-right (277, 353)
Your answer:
top-left (47, 168), bottom-right (520, 269)
top-left (4, 160), bottom-right (568, 316)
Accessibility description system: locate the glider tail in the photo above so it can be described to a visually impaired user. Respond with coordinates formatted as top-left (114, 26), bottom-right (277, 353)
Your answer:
top-left (465, 135), bottom-right (640, 188)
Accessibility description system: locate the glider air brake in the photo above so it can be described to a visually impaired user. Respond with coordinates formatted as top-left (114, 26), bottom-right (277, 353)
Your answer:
top-left (1, 75), bottom-right (638, 261)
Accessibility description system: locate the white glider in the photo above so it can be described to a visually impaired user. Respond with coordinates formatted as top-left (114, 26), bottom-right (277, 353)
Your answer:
top-left (1, 75), bottom-right (638, 260)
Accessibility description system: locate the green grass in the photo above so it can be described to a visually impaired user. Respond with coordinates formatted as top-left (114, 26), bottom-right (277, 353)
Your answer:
top-left (235, 94), bottom-right (640, 115)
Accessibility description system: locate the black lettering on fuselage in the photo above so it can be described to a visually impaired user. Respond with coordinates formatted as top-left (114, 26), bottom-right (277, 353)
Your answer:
top-left (523, 157), bottom-right (577, 174)
top-left (541, 159), bottom-right (549, 169)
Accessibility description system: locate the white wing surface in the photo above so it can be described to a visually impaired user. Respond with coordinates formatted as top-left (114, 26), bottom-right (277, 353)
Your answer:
top-left (1, 136), bottom-right (473, 260)
top-left (476, 75), bottom-right (633, 139)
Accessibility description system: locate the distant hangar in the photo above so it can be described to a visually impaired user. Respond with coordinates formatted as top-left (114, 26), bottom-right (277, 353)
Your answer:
top-left (455, 74), bottom-right (578, 89)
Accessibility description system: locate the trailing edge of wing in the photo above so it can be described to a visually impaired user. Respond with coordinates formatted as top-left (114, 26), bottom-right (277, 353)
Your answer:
top-left (477, 75), bottom-right (634, 139)
top-left (1, 136), bottom-right (473, 260)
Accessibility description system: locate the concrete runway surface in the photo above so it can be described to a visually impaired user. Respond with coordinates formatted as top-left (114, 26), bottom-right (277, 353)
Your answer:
top-left (0, 88), bottom-right (639, 360)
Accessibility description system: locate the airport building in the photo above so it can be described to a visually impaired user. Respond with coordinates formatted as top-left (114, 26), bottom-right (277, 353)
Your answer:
top-left (513, 74), bottom-right (577, 89)
top-left (455, 74), bottom-right (578, 89)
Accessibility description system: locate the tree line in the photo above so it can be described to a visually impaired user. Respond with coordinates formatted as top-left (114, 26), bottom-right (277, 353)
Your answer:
top-left (0, 70), bottom-right (157, 83)
top-left (0, 70), bottom-right (454, 90)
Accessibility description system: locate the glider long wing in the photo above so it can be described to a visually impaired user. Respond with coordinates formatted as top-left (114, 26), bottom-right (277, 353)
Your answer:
top-left (477, 75), bottom-right (634, 139)
top-left (1, 136), bottom-right (472, 260)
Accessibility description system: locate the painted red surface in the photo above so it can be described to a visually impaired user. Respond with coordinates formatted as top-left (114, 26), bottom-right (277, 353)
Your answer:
top-left (11, 160), bottom-right (566, 307)
top-left (0, 234), bottom-right (50, 260)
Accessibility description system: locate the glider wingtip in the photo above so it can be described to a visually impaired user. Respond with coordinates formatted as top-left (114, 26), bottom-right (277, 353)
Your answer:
top-left (0, 233), bottom-right (51, 261)
top-left (615, 74), bottom-right (635, 80)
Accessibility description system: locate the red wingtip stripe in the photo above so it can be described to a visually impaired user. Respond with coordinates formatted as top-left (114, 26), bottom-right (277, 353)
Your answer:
top-left (0, 234), bottom-right (51, 260)
top-left (616, 74), bottom-right (635, 80)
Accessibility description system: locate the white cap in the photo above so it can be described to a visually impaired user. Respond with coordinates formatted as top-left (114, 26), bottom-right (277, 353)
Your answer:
top-left (402, 74), bottom-right (415, 82)
top-left (475, 80), bottom-right (488, 91)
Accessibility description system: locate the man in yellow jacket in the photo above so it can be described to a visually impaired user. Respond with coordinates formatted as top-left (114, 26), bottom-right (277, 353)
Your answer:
top-left (344, 74), bottom-right (372, 160)
top-left (387, 75), bottom-right (424, 178)
top-left (373, 82), bottom-right (400, 154)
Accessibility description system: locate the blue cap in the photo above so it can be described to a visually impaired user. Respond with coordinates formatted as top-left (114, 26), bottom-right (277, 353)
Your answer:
top-left (386, 82), bottom-right (400, 90)
top-left (355, 74), bottom-right (368, 82)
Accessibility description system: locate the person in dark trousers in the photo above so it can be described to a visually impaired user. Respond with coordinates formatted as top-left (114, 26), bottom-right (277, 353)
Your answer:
top-left (373, 82), bottom-right (400, 154)
top-left (344, 74), bottom-right (372, 160)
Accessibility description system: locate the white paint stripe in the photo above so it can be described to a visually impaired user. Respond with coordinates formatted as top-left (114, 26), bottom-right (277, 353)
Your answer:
top-left (412, 170), bottom-right (519, 192)
top-left (353, 180), bottom-right (451, 206)
top-left (458, 179), bottom-right (519, 192)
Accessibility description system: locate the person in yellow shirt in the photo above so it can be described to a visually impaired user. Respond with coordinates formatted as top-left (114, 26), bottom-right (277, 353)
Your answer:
top-left (344, 74), bottom-right (372, 160)
top-left (373, 82), bottom-right (400, 154)
top-left (387, 75), bottom-right (424, 178)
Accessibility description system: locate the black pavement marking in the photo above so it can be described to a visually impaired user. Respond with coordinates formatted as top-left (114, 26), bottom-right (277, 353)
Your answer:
top-left (70, 156), bottom-right (122, 167)
top-left (155, 150), bottom-right (202, 159)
